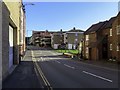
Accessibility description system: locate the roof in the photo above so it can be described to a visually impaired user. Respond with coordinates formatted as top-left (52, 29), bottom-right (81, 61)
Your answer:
top-left (84, 21), bottom-right (106, 34)
top-left (84, 16), bottom-right (116, 35)
top-left (68, 29), bottom-right (84, 32)
top-left (104, 17), bottom-right (116, 29)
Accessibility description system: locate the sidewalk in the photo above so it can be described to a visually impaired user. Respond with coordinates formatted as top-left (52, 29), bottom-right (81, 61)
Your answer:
top-left (2, 50), bottom-right (42, 89)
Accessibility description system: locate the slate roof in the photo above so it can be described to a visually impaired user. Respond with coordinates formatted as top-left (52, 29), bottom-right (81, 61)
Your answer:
top-left (84, 21), bottom-right (106, 34)
top-left (68, 29), bottom-right (84, 32)
top-left (84, 16), bottom-right (116, 35)
top-left (104, 17), bottom-right (116, 29)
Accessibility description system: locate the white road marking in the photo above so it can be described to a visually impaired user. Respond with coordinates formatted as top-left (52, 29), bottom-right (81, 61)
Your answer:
top-left (56, 61), bottom-right (61, 64)
top-left (77, 61), bottom-right (119, 72)
top-left (82, 71), bottom-right (113, 83)
top-left (64, 64), bottom-right (75, 69)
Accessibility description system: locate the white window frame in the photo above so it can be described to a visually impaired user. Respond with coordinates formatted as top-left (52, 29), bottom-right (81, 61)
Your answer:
top-left (75, 33), bottom-right (78, 36)
top-left (86, 35), bottom-right (89, 41)
top-left (86, 47), bottom-right (89, 53)
top-left (110, 28), bottom-right (112, 36)
top-left (110, 44), bottom-right (112, 51)
top-left (117, 44), bottom-right (119, 51)
top-left (116, 25), bottom-right (120, 35)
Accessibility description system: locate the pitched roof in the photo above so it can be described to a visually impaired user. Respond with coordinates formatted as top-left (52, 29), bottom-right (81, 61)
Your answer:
top-left (67, 27), bottom-right (84, 32)
top-left (84, 21), bottom-right (106, 34)
top-left (68, 29), bottom-right (84, 32)
top-left (84, 16), bottom-right (116, 35)
top-left (104, 17), bottom-right (116, 29)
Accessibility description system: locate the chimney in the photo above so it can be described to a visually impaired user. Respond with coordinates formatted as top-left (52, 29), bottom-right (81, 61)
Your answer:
top-left (60, 29), bottom-right (62, 32)
top-left (73, 27), bottom-right (76, 30)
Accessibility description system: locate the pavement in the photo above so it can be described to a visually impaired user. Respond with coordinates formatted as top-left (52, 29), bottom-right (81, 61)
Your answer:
top-left (2, 50), bottom-right (42, 89)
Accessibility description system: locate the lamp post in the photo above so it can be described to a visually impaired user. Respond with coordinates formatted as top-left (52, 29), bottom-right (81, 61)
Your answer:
top-left (22, 3), bottom-right (34, 47)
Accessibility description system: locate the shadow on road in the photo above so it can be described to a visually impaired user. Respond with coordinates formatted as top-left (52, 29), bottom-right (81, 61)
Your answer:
top-left (2, 61), bottom-right (42, 89)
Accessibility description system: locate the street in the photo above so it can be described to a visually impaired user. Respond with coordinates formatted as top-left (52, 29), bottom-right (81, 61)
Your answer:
top-left (3, 46), bottom-right (119, 89)
top-left (30, 46), bottom-right (119, 88)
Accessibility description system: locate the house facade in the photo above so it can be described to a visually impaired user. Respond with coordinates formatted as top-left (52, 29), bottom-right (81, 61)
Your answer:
top-left (1, 0), bottom-right (25, 82)
top-left (51, 31), bottom-right (64, 49)
top-left (65, 27), bottom-right (84, 50)
top-left (83, 12), bottom-right (120, 62)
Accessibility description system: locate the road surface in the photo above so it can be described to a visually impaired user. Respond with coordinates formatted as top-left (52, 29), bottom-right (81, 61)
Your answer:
top-left (29, 46), bottom-right (119, 88)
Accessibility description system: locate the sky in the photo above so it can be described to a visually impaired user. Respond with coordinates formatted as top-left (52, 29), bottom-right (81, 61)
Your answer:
top-left (23, 2), bottom-right (119, 37)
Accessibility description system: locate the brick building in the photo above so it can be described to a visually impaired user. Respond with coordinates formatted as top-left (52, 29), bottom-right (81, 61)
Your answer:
top-left (65, 27), bottom-right (84, 50)
top-left (51, 30), bottom-right (64, 49)
top-left (32, 30), bottom-right (52, 47)
top-left (83, 12), bottom-right (120, 62)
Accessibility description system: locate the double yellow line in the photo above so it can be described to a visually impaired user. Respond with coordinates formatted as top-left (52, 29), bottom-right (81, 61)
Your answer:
top-left (31, 51), bottom-right (52, 90)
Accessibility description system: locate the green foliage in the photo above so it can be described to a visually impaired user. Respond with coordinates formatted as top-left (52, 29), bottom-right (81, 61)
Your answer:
top-left (56, 49), bottom-right (79, 54)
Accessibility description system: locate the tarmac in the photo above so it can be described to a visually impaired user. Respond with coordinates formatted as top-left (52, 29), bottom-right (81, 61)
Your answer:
top-left (2, 49), bottom-right (120, 89)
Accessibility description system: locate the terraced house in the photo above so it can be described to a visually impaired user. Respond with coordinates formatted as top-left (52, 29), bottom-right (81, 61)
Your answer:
top-left (83, 12), bottom-right (120, 62)
top-left (51, 30), bottom-right (64, 49)
top-left (64, 27), bottom-right (84, 50)
top-left (0, 0), bottom-right (26, 82)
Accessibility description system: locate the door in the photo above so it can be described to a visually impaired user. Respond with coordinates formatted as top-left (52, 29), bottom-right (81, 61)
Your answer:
top-left (9, 25), bottom-right (13, 68)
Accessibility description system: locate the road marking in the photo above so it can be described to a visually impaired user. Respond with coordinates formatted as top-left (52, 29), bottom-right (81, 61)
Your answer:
top-left (75, 61), bottom-right (119, 72)
top-left (56, 61), bottom-right (61, 64)
top-left (31, 50), bottom-right (52, 89)
top-left (82, 71), bottom-right (113, 83)
top-left (64, 64), bottom-right (75, 69)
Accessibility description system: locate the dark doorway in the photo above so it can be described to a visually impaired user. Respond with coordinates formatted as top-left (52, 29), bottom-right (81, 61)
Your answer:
top-left (102, 35), bottom-right (108, 59)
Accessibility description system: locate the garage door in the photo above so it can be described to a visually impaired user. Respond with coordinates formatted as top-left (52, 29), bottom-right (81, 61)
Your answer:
top-left (9, 25), bottom-right (13, 68)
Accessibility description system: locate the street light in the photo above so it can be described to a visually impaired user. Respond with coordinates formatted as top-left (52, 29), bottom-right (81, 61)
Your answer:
top-left (22, 3), bottom-right (35, 46)
top-left (23, 3), bottom-right (35, 11)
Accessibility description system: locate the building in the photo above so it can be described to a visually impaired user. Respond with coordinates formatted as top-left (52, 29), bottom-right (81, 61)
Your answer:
top-left (65, 27), bottom-right (84, 50)
top-left (51, 30), bottom-right (64, 49)
top-left (1, 0), bottom-right (25, 82)
top-left (83, 12), bottom-right (120, 62)
top-left (19, 3), bottom-right (26, 58)
top-left (32, 30), bottom-right (52, 47)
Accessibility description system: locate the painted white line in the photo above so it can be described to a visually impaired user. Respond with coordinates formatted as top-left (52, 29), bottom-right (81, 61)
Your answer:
top-left (56, 61), bottom-right (61, 64)
top-left (64, 64), bottom-right (75, 69)
top-left (77, 61), bottom-right (119, 72)
top-left (82, 71), bottom-right (113, 83)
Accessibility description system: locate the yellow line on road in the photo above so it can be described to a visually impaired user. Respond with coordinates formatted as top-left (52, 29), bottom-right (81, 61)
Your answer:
top-left (31, 50), bottom-right (52, 90)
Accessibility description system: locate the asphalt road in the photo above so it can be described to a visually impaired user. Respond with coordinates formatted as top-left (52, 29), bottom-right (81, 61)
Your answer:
top-left (3, 46), bottom-right (119, 89)
top-left (30, 46), bottom-right (119, 88)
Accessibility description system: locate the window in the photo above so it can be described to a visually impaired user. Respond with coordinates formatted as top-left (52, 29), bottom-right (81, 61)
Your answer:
top-left (117, 44), bottom-right (119, 51)
top-left (85, 41), bottom-right (89, 46)
top-left (86, 35), bottom-right (89, 41)
top-left (110, 44), bottom-right (112, 51)
top-left (110, 28), bottom-right (112, 36)
top-left (116, 25), bottom-right (120, 35)
top-left (75, 33), bottom-right (78, 36)
top-left (86, 47), bottom-right (89, 53)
